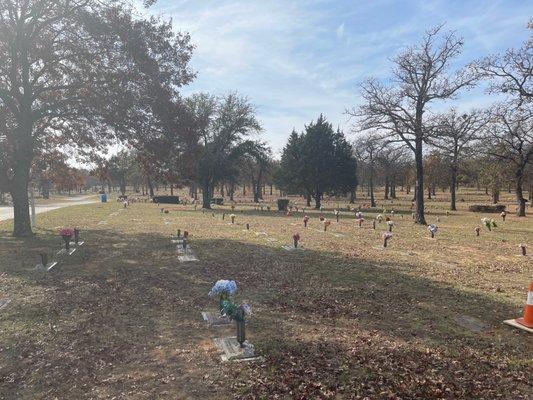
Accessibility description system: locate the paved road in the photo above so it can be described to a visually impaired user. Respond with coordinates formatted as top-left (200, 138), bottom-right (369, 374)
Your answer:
top-left (0, 195), bottom-right (99, 222)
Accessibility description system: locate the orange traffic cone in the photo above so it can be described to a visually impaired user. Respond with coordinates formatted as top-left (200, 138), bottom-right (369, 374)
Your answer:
top-left (516, 282), bottom-right (533, 329)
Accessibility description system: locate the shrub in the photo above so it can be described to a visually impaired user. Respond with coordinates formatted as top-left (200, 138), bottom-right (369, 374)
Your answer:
top-left (468, 204), bottom-right (506, 213)
top-left (277, 198), bottom-right (290, 211)
top-left (153, 195), bottom-right (179, 204)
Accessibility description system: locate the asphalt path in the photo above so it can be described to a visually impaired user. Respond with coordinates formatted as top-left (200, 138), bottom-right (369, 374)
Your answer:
top-left (0, 195), bottom-right (99, 222)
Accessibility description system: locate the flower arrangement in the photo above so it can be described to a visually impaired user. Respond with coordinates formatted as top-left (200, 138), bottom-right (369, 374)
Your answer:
top-left (323, 219), bottom-right (331, 231)
top-left (519, 244), bottom-right (526, 256)
top-left (59, 228), bottom-right (74, 250)
top-left (319, 215), bottom-right (325, 222)
top-left (220, 299), bottom-right (252, 347)
top-left (293, 233), bottom-right (300, 248)
top-left (481, 217), bottom-right (497, 231)
top-left (376, 214), bottom-right (383, 223)
top-left (303, 215), bottom-right (309, 227)
top-left (387, 220), bottom-right (394, 232)
top-left (500, 211), bottom-right (507, 221)
top-left (59, 228), bottom-right (74, 238)
top-left (475, 226), bottom-right (481, 236)
top-left (382, 232), bottom-right (393, 247)
top-left (355, 211), bottom-right (363, 220)
top-left (209, 279), bottom-right (237, 313)
top-left (230, 213), bottom-right (236, 224)
top-left (428, 224), bottom-right (438, 238)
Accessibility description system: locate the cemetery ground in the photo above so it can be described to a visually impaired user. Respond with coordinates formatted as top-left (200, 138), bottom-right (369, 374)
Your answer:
top-left (0, 189), bottom-right (531, 399)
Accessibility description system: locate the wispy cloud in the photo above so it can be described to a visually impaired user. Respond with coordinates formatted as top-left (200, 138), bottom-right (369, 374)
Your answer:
top-left (336, 22), bottom-right (345, 38)
top-left (144, 0), bottom-right (530, 155)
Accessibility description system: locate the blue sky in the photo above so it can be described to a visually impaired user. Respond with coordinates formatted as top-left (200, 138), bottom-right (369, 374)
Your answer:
top-left (140, 0), bottom-right (531, 155)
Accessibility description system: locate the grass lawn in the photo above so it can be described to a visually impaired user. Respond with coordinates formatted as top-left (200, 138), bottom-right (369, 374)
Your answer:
top-left (0, 189), bottom-right (531, 399)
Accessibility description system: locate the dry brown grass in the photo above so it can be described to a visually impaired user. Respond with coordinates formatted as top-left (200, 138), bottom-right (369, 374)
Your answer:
top-left (0, 188), bottom-right (531, 399)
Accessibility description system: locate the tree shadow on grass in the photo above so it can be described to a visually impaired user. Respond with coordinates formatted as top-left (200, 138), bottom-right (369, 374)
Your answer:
top-left (0, 228), bottom-right (530, 399)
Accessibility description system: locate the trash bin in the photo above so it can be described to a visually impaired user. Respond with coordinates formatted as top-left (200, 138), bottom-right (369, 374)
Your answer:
top-left (100, 194), bottom-right (107, 203)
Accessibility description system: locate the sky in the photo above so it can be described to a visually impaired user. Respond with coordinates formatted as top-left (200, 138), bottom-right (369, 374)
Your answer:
top-left (138, 0), bottom-right (531, 156)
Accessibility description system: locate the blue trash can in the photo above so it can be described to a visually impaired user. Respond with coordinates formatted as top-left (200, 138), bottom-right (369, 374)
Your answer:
top-left (100, 194), bottom-right (107, 203)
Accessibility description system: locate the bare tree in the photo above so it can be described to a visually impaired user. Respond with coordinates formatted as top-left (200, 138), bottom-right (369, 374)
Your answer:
top-left (348, 25), bottom-right (477, 224)
top-left (429, 108), bottom-right (486, 210)
top-left (473, 21), bottom-right (532, 105)
top-left (353, 133), bottom-right (384, 208)
top-left (485, 106), bottom-right (532, 216)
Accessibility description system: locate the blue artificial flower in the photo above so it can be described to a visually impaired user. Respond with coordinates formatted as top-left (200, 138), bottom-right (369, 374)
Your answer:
top-left (208, 279), bottom-right (237, 297)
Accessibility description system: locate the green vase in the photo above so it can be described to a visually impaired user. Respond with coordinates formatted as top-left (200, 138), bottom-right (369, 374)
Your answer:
top-left (236, 320), bottom-right (246, 347)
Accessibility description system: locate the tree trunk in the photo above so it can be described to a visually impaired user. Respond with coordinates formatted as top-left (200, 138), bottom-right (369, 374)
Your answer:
top-left (202, 181), bottom-right (212, 209)
top-left (516, 172), bottom-right (526, 217)
top-left (384, 178), bottom-right (389, 200)
top-left (450, 167), bottom-right (457, 211)
top-left (170, 183), bottom-right (174, 196)
top-left (11, 177), bottom-right (32, 237)
top-left (314, 191), bottom-right (322, 209)
top-left (229, 183), bottom-right (235, 201)
top-left (414, 139), bottom-right (426, 225)
top-left (427, 185), bottom-right (432, 200)
top-left (369, 166), bottom-right (376, 208)
top-left (306, 193), bottom-right (311, 207)
top-left (349, 189), bottom-right (356, 204)
top-left (270, 184), bottom-right (273, 195)
top-left (147, 177), bottom-right (154, 197)
top-left (10, 115), bottom-right (34, 237)
top-left (492, 188), bottom-right (500, 204)
top-left (253, 180), bottom-right (259, 203)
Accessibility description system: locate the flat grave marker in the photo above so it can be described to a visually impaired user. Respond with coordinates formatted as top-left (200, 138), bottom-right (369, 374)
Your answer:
top-left (178, 253), bottom-right (199, 262)
top-left (201, 311), bottom-right (233, 327)
top-left (453, 315), bottom-right (487, 333)
top-left (282, 245), bottom-right (305, 252)
top-left (213, 337), bottom-right (263, 362)
top-left (0, 299), bottom-right (11, 310)
top-left (57, 248), bottom-right (76, 256)
top-left (34, 261), bottom-right (58, 271)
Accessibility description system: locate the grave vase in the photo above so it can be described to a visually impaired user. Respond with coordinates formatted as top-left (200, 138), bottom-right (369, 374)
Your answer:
top-left (63, 236), bottom-right (71, 250)
top-left (236, 320), bottom-right (246, 347)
